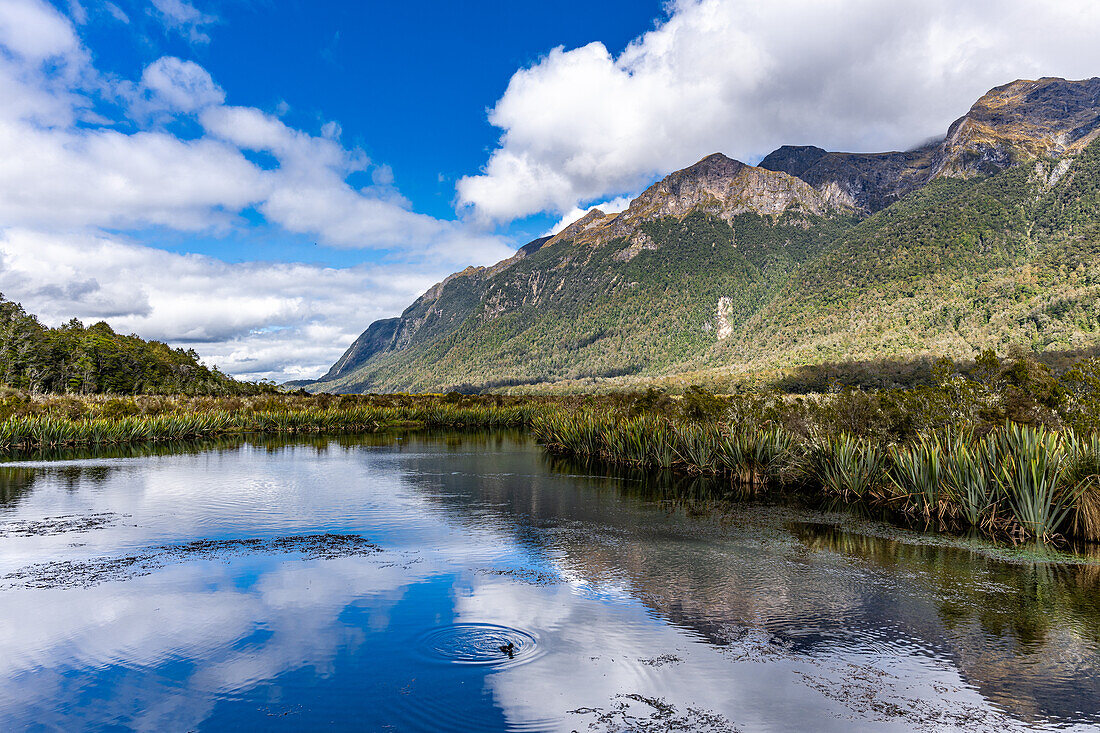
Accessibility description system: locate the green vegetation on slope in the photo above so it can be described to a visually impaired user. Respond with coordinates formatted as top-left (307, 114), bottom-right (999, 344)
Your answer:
top-left (0, 294), bottom-right (265, 395)
top-left (742, 146), bottom-right (1100, 370)
top-left (319, 211), bottom-right (848, 393)
top-left (317, 135), bottom-right (1100, 395)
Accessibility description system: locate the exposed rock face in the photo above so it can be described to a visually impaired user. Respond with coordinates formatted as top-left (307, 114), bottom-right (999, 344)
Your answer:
top-left (759, 145), bottom-right (938, 212)
top-left (937, 77), bottom-right (1100, 175)
top-left (545, 153), bottom-right (841, 249)
top-left (761, 77), bottom-right (1100, 213)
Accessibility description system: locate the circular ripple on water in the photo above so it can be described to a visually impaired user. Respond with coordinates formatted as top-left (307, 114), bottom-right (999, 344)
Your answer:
top-left (417, 623), bottom-right (541, 667)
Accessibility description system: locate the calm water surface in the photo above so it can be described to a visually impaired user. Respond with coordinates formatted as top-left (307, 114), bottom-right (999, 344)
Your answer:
top-left (1, 432), bottom-right (1099, 731)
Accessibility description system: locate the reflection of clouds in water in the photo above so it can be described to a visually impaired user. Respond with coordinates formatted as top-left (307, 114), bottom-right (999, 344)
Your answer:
top-left (0, 443), bottom-right (536, 730)
top-left (0, 445), bottom-right (518, 574)
top-left (0, 555), bottom-right (429, 731)
top-left (3, 438), bottom-right (1100, 731)
top-left (453, 576), bottom-right (1043, 732)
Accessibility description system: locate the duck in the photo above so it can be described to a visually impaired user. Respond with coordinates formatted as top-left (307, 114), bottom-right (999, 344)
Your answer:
top-left (498, 641), bottom-right (515, 659)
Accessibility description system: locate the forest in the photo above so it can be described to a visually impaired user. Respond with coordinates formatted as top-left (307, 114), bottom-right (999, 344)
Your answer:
top-left (0, 294), bottom-right (267, 395)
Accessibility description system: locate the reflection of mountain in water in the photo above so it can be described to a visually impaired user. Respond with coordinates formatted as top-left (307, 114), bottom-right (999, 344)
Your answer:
top-left (396, 433), bottom-right (1100, 725)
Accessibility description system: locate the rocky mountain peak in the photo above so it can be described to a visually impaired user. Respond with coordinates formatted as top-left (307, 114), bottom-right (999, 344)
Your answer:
top-left (546, 153), bottom-right (840, 249)
top-left (762, 77), bottom-right (1100, 213)
top-left (668, 152), bottom-right (747, 183)
top-left (755, 146), bottom-right (829, 178)
top-left (936, 77), bottom-right (1100, 175)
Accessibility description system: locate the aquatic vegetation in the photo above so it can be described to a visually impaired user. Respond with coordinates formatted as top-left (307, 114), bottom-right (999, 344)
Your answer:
top-left (0, 399), bottom-right (541, 452)
top-left (533, 408), bottom-right (1100, 545)
top-left (1064, 431), bottom-right (1100, 540)
top-left (807, 433), bottom-right (885, 501)
top-left (9, 389), bottom-right (1100, 546)
top-left (673, 424), bottom-right (721, 474)
top-left (941, 432), bottom-right (998, 529)
top-left (888, 435), bottom-right (945, 519)
top-left (994, 424), bottom-right (1075, 541)
top-left (718, 426), bottom-right (795, 490)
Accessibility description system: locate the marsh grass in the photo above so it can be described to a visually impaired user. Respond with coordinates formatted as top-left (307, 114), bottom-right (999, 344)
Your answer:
top-left (807, 433), bottom-right (885, 501)
top-left (941, 433), bottom-right (998, 530)
top-left (888, 435), bottom-right (945, 519)
top-left (10, 388), bottom-right (1100, 546)
top-left (0, 399), bottom-right (541, 452)
top-left (994, 424), bottom-right (1077, 542)
top-left (533, 409), bottom-right (1100, 545)
top-left (1063, 431), bottom-right (1100, 541)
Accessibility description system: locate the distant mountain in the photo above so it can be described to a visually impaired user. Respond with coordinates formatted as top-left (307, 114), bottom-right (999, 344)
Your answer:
top-left (0, 294), bottom-right (264, 395)
top-left (761, 77), bottom-right (1100, 212)
top-left (310, 77), bottom-right (1100, 394)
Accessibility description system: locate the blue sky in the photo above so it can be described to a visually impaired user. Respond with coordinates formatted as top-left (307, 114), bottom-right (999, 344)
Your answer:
top-left (3, 0), bottom-right (1100, 381)
top-left (72, 0), bottom-right (666, 263)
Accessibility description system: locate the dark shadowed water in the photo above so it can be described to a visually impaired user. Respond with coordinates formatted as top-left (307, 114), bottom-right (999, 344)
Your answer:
top-left (2, 431), bottom-right (1099, 731)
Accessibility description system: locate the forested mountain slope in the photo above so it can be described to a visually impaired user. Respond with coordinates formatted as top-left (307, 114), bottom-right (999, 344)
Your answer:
top-left (310, 77), bottom-right (1100, 394)
top-left (0, 295), bottom-right (264, 394)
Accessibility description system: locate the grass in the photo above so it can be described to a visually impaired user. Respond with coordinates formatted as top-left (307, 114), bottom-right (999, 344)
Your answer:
top-left (7, 387), bottom-right (1100, 547)
top-left (532, 408), bottom-right (1100, 545)
top-left (0, 394), bottom-right (543, 452)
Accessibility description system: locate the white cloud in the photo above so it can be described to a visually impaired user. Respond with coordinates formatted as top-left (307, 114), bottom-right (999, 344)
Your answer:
top-left (0, 123), bottom-right (266, 231)
top-left (150, 0), bottom-right (216, 44)
top-left (140, 56), bottom-right (225, 112)
top-left (0, 0), bottom-right (80, 61)
top-left (66, 0), bottom-right (87, 25)
top-left (371, 163), bottom-right (394, 186)
top-left (545, 195), bottom-right (632, 236)
top-left (104, 2), bottom-right (128, 24)
top-left (458, 0), bottom-right (1100, 223)
top-left (0, 229), bottom-right (480, 381)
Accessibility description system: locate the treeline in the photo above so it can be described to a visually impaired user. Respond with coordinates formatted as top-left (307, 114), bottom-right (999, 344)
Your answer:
top-left (0, 294), bottom-right (268, 395)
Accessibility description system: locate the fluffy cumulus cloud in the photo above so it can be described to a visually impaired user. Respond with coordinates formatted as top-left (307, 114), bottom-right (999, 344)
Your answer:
top-left (140, 56), bottom-right (224, 112)
top-left (0, 229), bottom-right (449, 382)
top-left (0, 0), bottom-right (80, 60)
top-left (458, 0), bottom-right (1100, 223)
top-left (0, 0), bottom-right (512, 381)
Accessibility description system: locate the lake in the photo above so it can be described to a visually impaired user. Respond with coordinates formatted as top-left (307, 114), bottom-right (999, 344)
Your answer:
top-left (1, 431), bottom-right (1098, 731)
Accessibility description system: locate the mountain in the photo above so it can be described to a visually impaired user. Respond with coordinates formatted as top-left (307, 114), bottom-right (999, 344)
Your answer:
top-left (311, 77), bottom-right (1100, 394)
top-left (0, 294), bottom-right (265, 395)
top-left (761, 77), bottom-right (1100, 213)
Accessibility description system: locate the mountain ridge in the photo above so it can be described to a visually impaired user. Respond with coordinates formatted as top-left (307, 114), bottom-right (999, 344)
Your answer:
top-left (761, 77), bottom-right (1100, 213)
top-left (308, 77), bottom-right (1100, 394)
